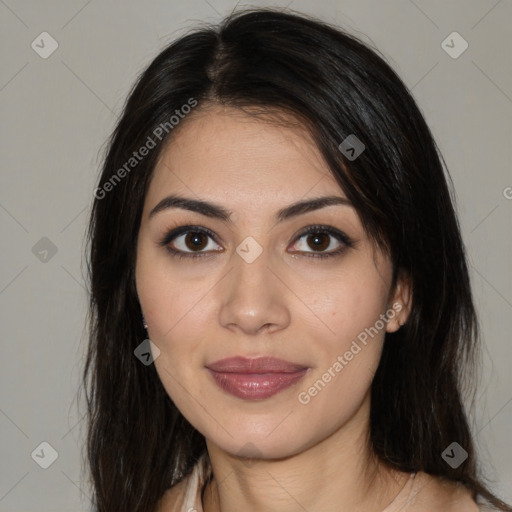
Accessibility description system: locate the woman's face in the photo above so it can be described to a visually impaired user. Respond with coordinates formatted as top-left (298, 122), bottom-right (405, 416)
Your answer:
top-left (135, 105), bottom-right (409, 460)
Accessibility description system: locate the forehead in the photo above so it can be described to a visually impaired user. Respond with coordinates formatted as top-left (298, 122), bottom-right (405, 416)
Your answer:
top-left (146, 105), bottom-right (344, 206)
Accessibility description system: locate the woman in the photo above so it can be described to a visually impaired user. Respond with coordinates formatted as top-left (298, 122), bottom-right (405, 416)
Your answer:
top-left (82, 7), bottom-right (511, 512)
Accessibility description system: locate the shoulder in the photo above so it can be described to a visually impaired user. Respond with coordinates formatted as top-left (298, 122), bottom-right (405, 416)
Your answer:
top-left (155, 453), bottom-right (211, 512)
top-left (475, 502), bottom-right (506, 512)
top-left (155, 478), bottom-right (189, 512)
top-left (407, 471), bottom-right (484, 511)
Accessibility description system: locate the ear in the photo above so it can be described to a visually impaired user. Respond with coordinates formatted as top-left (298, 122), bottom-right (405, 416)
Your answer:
top-left (385, 270), bottom-right (412, 333)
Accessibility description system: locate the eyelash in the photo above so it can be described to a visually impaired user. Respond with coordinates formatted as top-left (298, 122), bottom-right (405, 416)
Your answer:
top-left (158, 224), bottom-right (353, 261)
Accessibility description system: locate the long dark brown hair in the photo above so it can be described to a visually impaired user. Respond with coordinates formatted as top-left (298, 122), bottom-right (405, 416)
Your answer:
top-left (80, 7), bottom-right (511, 511)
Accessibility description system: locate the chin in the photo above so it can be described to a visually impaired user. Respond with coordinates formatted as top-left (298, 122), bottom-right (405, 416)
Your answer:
top-left (205, 428), bottom-right (313, 462)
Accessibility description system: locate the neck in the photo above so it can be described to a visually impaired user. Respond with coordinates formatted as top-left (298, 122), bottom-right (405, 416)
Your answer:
top-left (201, 394), bottom-right (408, 512)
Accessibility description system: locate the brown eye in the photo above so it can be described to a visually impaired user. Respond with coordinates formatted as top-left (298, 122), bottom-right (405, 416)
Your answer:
top-left (183, 232), bottom-right (209, 251)
top-left (167, 230), bottom-right (221, 256)
top-left (289, 225), bottom-right (353, 259)
top-left (306, 233), bottom-right (330, 252)
top-left (159, 226), bottom-right (223, 259)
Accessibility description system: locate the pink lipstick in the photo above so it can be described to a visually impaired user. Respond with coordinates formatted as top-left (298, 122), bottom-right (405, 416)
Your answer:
top-left (206, 356), bottom-right (309, 400)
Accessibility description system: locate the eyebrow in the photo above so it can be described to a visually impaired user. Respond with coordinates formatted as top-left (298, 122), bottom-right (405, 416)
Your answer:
top-left (148, 194), bottom-right (353, 224)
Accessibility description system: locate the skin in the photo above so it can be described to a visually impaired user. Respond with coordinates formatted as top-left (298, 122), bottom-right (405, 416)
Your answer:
top-left (135, 104), bottom-right (443, 511)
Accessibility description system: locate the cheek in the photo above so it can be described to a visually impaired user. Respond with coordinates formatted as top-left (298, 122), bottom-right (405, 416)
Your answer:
top-left (135, 248), bottom-right (211, 410)
top-left (136, 242), bottom-right (211, 345)
top-left (319, 270), bottom-right (389, 352)
top-left (295, 346), bottom-right (381, 449)
top-left (297, 283), bottom-right (388, 427)
top-left (311, 290), bottom-right (387, 394)
top-left (144, 288), bottom-right (212, 420)
top-left (299, 271), bottom-right (388, 408)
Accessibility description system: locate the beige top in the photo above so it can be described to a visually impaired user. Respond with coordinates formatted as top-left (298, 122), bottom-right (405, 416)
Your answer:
top-left (158, 453), bottom-right (496, 512)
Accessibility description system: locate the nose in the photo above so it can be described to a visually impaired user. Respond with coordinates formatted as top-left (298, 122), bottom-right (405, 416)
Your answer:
top-left (218, 249), bottom-right (291, 336)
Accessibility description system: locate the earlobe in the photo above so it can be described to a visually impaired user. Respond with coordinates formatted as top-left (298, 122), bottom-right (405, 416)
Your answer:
top-left (385, 307), bottom-right (406, 333)
top-left (386, 271), bottom-right (413, 332)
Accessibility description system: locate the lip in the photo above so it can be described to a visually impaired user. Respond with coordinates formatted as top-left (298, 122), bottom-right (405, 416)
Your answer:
top-left (206, 357), bottom-right (310, 400)
top-left (206, 356), bottom-right (308, 373)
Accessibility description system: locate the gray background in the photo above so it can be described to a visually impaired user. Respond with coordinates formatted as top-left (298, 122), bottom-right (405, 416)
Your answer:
top-left (1, 1), bottom-right (511, 510)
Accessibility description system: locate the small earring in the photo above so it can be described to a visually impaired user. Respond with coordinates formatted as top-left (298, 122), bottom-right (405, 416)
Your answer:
top-left (141, 314), bottom-right (148, 330)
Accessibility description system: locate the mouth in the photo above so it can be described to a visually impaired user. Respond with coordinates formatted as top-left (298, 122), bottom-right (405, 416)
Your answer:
top-left (205, 356), bottom-right (310, 400)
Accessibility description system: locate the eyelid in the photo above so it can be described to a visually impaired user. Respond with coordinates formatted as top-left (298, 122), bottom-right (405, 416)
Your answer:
top-left (292, 225), bottom-right (353, 248)
top-left (159, 224), bottom-right (220, 246)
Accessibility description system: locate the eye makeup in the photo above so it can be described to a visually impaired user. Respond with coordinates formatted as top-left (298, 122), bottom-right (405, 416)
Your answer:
top-left (157, 224), bottom-right (354, 261)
